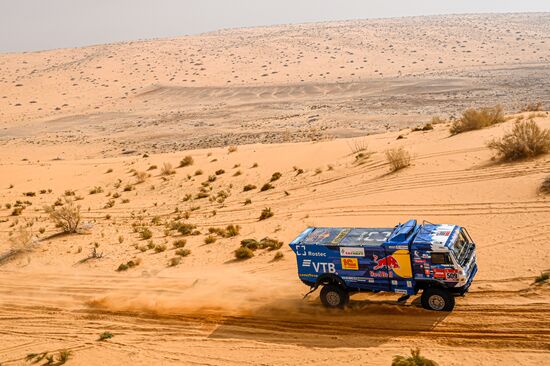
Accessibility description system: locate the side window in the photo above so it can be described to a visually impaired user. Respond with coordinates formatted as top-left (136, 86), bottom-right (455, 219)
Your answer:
top-left (431, 253), bottom-right (451, 265)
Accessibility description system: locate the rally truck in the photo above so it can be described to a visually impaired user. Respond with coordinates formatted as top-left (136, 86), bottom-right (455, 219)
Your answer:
top-left (289, 220), bottom-right (477, 311)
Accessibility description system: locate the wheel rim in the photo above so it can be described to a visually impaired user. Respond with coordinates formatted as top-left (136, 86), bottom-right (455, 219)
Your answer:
top-left (326, 291), bottom-right (341, 306)
top-left (428, 294), bottom-right (445, 310)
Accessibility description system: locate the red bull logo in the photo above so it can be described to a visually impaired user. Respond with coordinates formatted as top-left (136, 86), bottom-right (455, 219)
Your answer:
top-left (373, 254), bottom-right (400, 270)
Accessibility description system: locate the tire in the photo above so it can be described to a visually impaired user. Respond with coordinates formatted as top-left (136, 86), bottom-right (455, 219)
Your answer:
top-left (320, 284), bottom-right (349, 308)
top-left (421, 287), bottom-right (455, 311)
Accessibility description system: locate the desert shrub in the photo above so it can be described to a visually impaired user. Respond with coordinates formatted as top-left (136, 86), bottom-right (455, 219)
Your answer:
top-left (176, 248), bottom-right (191, 257)
top-left (98, 331), bottom-right (114, 341)
top-left (195, 191), bottom-right (209, 199)
top-left (540, 176), bottom-right (550, 194)
top-left (225, 224), bottom-right (240, 237)
top-left (106, 168), bottom-right (113, 173)
top-left (251, 162), bottom-right (258, 168)
top-left (233, 170), bottom-right (242, 176)
top-left (89, 186), bottom-right (103, 194)
top-left (147, 164), bottom-right (157, 171)
top-left (140, 227), bottom-right (153, 240)
top-left (259, 237), bottom-right (283, 250)
top-left (487, 120), bottom-right (550, 161)
top-left (208, 175), bottom-right (217, 182)
top-left (44, 198), bottom-right (81, 233)
top-left (136, 171), bottom-right (149, 183)
top-left (260, 183), bottom-right (274, 192)
top-left (39, 227), bottom-right (46, 234)
top-left (244, 198), bottom-right (252, 205)
top-left (270, 172), bottom-right (282, 182)
top-left (117, 263), bottom-right (129, 271)
top-left (259, 207), bottom-right (274, 220)
top-left (23, 191), bottom-right (36, 197)
top-left (173, 239), bottom-right (187, 248)
top-left (204, 235), bottom-right (217, 244)
top-left (57, 350), bottom-right (72, 364)
top-left (112, 192), bottom-right (121, 198)
top-left (154, 244), bottom-right (167, 253)
top-left (521, 102), bottom-right (544, 112)
top-left (347, 137), bottom-right (369, 154)
top-left (195, 169), bottom-right (203, 175)
top-left (64, 190), bottom-right (75, 196)
top-left (147, 240), bottom-right (155, 249)
top-left (179, 155), bottom-right (194, 167)
top-left (273, 251), bottom-right (284, 261)
top-left (161, 162), bottom-right (175, 175)
top-left (385, 147), bottom-right (411, 172)
top-left (392, 348), bottom-right (437, 366)
top-left (104, 199), bottom-right (115, 208)
top-left (234, 246), bottom-right (254, 260)
top-left (123, 184), bottom-right (134, 192)
top-left (215, 169), bottom-right (225, 175)
top-left (169, 257), bottom-right (181, 266)
top-left (431, 116), bottom-right (445, 125)
top-left (535, 272), bottom-right (549, 283)
top-left (243, 184), bottom-right (257, 192)
top-left (11, 206), bottom-right (24, 216)
top-left (118, 235), bottom-right (124, 243)
top-left (174, 222), bottom-right (197, 236)
top-left (241, 238), bottom-right (259, 250)
top-left (450, 105), bottom-right (504, 134)
top-left (228, 145), bottom-right (238, 153)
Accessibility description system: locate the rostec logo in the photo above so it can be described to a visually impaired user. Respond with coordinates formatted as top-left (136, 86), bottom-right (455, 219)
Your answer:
top-left (341, 257), bottom-right (359, 270)
top-left (302, 259), bottom-right (335, 273)
top-left (340, 247), bottom-right (365, 257)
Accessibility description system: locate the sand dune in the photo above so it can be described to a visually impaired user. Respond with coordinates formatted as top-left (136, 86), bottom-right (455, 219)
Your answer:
top-left (1, 12), bottom-right (550, 366)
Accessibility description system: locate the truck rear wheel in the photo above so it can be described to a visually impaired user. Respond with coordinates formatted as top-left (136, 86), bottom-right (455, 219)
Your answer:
top-left (320, 284), bottom-right (349, 308)
top-left (421, 287), bottom-right (455, 311)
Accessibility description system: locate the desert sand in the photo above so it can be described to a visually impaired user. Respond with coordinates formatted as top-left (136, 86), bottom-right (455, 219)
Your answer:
top-left (0, 13), bottom-right (549, 366)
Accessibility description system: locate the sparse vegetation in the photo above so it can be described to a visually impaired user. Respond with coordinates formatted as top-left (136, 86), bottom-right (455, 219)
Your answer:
top-left (534, 272), bottom-right (549, 284)
top-left (173, 239), bottom-right (187, 248)
top-left (385, 147), bottom-right (411, 172)
top-left (273, 251), bottom-right (284, 261)
top-left (169, 257), bottom-right (181, 266)
top-left (243, 184), bottom-right (257, 192)
top-left (89, 186), bottom-right (104, 194)
top-left (392, 348), bottom-right (438, 366)
top-left (140, 227), bottom-right (153, 240)
top-left (260, 183), bottom-right (274, 192)
top-left (179, 155), bottom-right (194, 167)
top-left (487, 119), bottom-right (550, 161)
top-left (540, 176), bottom-right (550, 194)
top-left (161, 162), bottom-right (175, 175)
top-left (154, 243), bottom-right (167, 253)
top-left (450, 105), bottom-right (505, 135)
top-left (259, 207), bottom-right (274, 220)
top-left (270, 172), bottom-right (282, 182)
top-left (234, 246), bottom-right (254, 260)
top-left (521, 102), bottom-right (544, 112)
top-left (175, 248), bottom-right (191, 257)
top-left (215, 169), bottom-right (225, 175)
top-left (204, 235), bottom-right (217, 244)
top-left (44, 198), bottom-right (81, 233)
top-left (98, 331), bottom-right (114, 341)
top-left (228, 145), bottom-right (238, 153)
top-left (135, 171), bottom-right (149, 183)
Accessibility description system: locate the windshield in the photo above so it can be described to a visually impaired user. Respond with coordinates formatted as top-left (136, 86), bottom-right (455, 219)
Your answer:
top-left (451, 230), bottom-right (470, 265)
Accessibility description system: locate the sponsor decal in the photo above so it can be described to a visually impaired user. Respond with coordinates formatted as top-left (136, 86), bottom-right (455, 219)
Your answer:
top-left (295, 245), bottom-right (327, 257)
top-left (341, 257), bottom-right (359, 270)
top-left (303, 260), bottom-right (336, 273)
top-left (432, 268), bottom-right (459, 280)
top-left (406, 281), bottom-right (412, 287)
top-left (302, 259), bottom-right (311, 267)
top-left (394, 289), bottom-right (408, 294)
top-left (373, 254), bottom-right (400, 270)
top-left (340, 247), bottom-right (365, 257)
top-left (331, 229), bottom-right (351, 244)
top-left (369, 270), bottom-right (389, 278)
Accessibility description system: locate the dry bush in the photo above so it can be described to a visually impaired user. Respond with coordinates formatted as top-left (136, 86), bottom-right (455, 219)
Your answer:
top-left (228, 145), bottom-right (238, 153)
top-left (135, 171), bottom-right (149, 183)
top-left (540, 176), bottom-right (550, 194)
top-left (161, 162), bottom-right (175, 175)
top-left (169, 257), bottom-right (181, 266)
top-left (347, 137), bottom-right (369, 154)
top-left (273, 251), bottom-right (284, 261)
top-left (385, 147), bottom-right (411, 172)
top-left (9, 226), bottom-right (34, 252)
top-left (450, 105), bottom-right (504, 135)
top-left (44, 198), bottom-right (81, 233)
top-left (243, 184), bottom-right (256, 192)
top-left (204, 235), bottom-right (216, 244)
top-left (173, 239), bottom-right (186, 248)
top-left (260, 183), bottom-right (274, 191)
top-left (234, 246), bottom-right (254, 260)
top-left (179, 155), bottom-right (194, 167)
top-left (392, 348), bottom-right (437, 366)
top-left (89, 186), bottom-right (103, 194)
top-left (176, 248), bottom-right (191, 257)
top-left (521, 102), bottom-right (544, 112)
top-left (259, 207), bottom-right (274, 220)
top-left (487, 119), bottom-right (550, 161)
top-left (270, 172), bottom-right (282, 182)
top-left (140, 227), bottom-right (153, 240)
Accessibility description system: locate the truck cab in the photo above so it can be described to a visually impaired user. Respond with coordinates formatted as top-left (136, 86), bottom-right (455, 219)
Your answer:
top-left (289, 220), bottom-right (477, 311)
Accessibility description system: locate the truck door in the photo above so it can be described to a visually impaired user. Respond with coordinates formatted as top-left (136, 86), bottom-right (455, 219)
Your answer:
top-left (365, 247), bottom-right (392, 292)
top-left (384, 248), bottom-right (414, 295)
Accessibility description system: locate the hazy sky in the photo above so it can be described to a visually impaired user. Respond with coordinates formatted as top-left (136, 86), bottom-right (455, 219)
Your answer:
top-left (1, 0), bottom-right (549, 53)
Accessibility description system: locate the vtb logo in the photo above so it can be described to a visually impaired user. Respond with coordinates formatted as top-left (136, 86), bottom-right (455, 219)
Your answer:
top-left (302, 259), bottom-right (335, 273)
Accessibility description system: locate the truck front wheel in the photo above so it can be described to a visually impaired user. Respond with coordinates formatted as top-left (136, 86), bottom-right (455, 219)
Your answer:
top-left (421, 287), bottom-right (455, 311)
top-left (320, 284), bottom-right (349, 308)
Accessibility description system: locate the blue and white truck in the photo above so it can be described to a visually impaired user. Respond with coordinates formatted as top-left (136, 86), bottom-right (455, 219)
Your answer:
top-left (289, 220), bottom-right (477, 311)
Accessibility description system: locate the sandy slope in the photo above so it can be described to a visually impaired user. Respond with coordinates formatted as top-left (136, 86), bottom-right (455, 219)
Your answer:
top-left (1, 113), bottom-right (550, 365)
